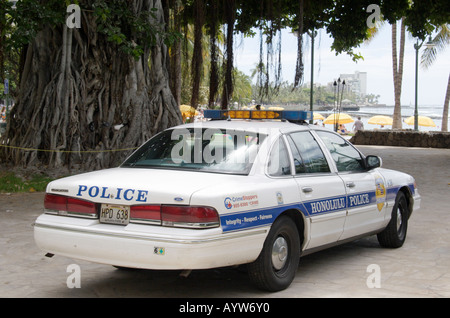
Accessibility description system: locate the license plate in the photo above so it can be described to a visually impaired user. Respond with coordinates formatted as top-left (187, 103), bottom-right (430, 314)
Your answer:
top-left (100, 204), bottom-right (130, 225)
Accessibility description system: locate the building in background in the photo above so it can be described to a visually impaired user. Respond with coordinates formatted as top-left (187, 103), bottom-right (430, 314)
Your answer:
top-left (339, 71), bottom-right (367, 98)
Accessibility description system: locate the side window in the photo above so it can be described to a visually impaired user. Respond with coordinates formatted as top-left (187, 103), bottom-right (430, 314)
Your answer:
top-left (267, 137), bottom-right (291, 176)
top-left (287, 132), bottom-right (330, 174)
top-left (315, 131), bottom-right (365, 172)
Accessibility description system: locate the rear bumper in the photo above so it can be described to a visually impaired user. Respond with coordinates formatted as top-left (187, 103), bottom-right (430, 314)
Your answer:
top-left (33, 214), bottom-right (267, 270)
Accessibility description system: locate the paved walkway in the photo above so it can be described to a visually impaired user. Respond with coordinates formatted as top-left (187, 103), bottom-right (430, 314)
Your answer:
top-left (0, 145), bottom-right (449, 298)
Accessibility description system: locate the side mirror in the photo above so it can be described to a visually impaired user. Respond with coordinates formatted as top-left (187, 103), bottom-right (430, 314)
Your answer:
top-left (366, 155), bottom-right (382, 169)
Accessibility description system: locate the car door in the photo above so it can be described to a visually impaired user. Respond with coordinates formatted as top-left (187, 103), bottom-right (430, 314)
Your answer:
top-left (314, 130), bottom-right (387, 240)
top-left (286, 131), bottom-right (347, 250)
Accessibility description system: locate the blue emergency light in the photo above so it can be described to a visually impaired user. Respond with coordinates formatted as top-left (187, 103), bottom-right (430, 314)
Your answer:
top-left (203, 109), bottom-right (313, 122)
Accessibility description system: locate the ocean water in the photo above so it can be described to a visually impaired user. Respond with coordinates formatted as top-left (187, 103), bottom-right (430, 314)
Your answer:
top-left (317, 105), bottom-right (449, 132)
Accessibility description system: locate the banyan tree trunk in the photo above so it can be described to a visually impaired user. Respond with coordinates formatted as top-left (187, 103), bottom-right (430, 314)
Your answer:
top-left (1, 0), bottom-right (181, 170)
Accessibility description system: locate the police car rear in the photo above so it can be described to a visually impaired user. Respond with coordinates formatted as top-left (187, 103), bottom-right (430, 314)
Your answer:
top-left (34, 113), bottom-right (306, 291)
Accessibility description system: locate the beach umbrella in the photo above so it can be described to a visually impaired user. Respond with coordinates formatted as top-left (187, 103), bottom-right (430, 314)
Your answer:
top-left (180, 104), bottom-right (198, 122)
top-left (404, 116), bottom-right (436, 127)
top-left (180, 104), bottom-right (197, 113)
top-left (323, 113), bottom-right (354, 125)
top-left (180, 104), bottom-right (198, 116)
top-left (368, 115), bottom-right (393, 126)
top-left (314, 113), bottom-right (325, 120)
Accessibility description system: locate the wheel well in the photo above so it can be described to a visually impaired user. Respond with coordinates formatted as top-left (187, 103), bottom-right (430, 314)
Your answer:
top-left (278, 209), bottom-right (306, 250)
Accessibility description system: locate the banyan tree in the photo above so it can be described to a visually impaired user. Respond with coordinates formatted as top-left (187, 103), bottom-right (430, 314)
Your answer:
top-left (2, 0), bottom-right (182, 170)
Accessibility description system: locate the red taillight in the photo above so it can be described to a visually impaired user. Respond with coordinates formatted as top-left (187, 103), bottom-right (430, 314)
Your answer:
top-left (161, 205), bottom-right (219, 229)
top-left (129, 205), bottom-right (219, 228)
top-left (67, 197), bottom-right (97, 215)
top-left (44, 194), bottom-right (97, 218)
top-left (130, 205), bottom-right (161, 225)
top-left (44, 193), bottom-right (219, 229)
top-left (44, 193), bottom-right (67, 211)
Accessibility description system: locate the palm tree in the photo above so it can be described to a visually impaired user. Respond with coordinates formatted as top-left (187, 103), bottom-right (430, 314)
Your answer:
top-left (391, 18), bottom-right (406, 129)
top-left (421, 24), bottom-right (450, 132)
top-left (364, 18), bottom-right (406, 129)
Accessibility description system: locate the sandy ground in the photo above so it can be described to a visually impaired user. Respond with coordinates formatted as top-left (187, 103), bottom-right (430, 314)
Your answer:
top-left (0, 145), bottom-right (449, 298)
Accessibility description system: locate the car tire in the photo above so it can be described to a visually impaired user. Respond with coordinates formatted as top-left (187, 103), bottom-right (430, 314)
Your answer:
top-left (377, 191), bottom-right (408, 248)
top-left (247, 215), bottom-right (300, 292)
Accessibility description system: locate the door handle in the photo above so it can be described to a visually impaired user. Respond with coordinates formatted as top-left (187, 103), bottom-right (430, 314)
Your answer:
top-left (346, 181), bottom-right (356, 188)
top-left (302, 186), bottom-right (313, 193)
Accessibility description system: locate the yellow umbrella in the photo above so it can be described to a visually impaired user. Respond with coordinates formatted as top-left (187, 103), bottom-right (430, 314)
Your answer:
top-left (368, 115), bottom-right (393, 126)
top-left (314, 113), bottom-right (325, 120)
top-left (323, 113), bottom-right (354, 125)
top-left (404, 115), bottom-right (436, 127)
top-left (180, 105), bottom-right (198, 115)
top-left (180, 105), bottom-right (198, 122)
top-left (180, 104), bottom-right (197, 113)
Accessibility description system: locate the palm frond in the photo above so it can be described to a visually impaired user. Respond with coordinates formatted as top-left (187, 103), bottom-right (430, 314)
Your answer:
top-left (421, 24), bottom-right (450, 69)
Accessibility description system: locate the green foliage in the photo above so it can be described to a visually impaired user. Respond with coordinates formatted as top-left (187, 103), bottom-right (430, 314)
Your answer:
top-left (3, 0), bottom-right (179, 59)
top-left (92, 0), bottom-right (168, 59)
top-left (405, 1), bottom-right (450, 40)
top-left (379, 0), bottom-right (449, 40)
top-left (4, 0), bottom-right (66, 50)
top-left (232, 69), bottom-right (253, 104)
top-left (3, 0), bottom-right (447, 63)
top-left (326, 0), bottom-right (374, 60)
top-left (380, 0), bottom-right (409, 24)
top-left (0, 171), bottom-right (54, 193)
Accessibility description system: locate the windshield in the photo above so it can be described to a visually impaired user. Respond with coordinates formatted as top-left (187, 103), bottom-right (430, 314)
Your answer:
top-left (122, 128), bottom-right (267, 175)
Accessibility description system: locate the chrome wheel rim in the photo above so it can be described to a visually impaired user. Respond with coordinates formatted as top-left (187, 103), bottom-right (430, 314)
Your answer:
top-left (272, 236), bottom-right (288, 271)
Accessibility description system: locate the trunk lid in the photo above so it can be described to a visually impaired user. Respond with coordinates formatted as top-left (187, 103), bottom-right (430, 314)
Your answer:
top-left (46, 167), bottom-right (238, 205)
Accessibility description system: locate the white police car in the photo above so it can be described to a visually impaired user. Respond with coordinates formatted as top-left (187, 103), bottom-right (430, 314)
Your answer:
top-left (34, 110), bottom-right (420, 291)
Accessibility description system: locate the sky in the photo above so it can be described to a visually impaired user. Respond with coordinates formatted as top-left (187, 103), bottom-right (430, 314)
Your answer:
top-left (234, 24), bottom-right (450, 106)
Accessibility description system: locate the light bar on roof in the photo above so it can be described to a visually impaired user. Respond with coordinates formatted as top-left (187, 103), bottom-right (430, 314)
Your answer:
top-left (203, 110), bottom-right (313, 121)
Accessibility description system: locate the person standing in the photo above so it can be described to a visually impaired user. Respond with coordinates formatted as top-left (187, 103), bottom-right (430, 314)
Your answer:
top-left (353, 116), bottom-right (364, 132)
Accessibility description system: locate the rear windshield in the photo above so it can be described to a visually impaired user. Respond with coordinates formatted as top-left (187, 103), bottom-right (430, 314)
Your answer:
top-left (122, 128), bottom-right (267, 175)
